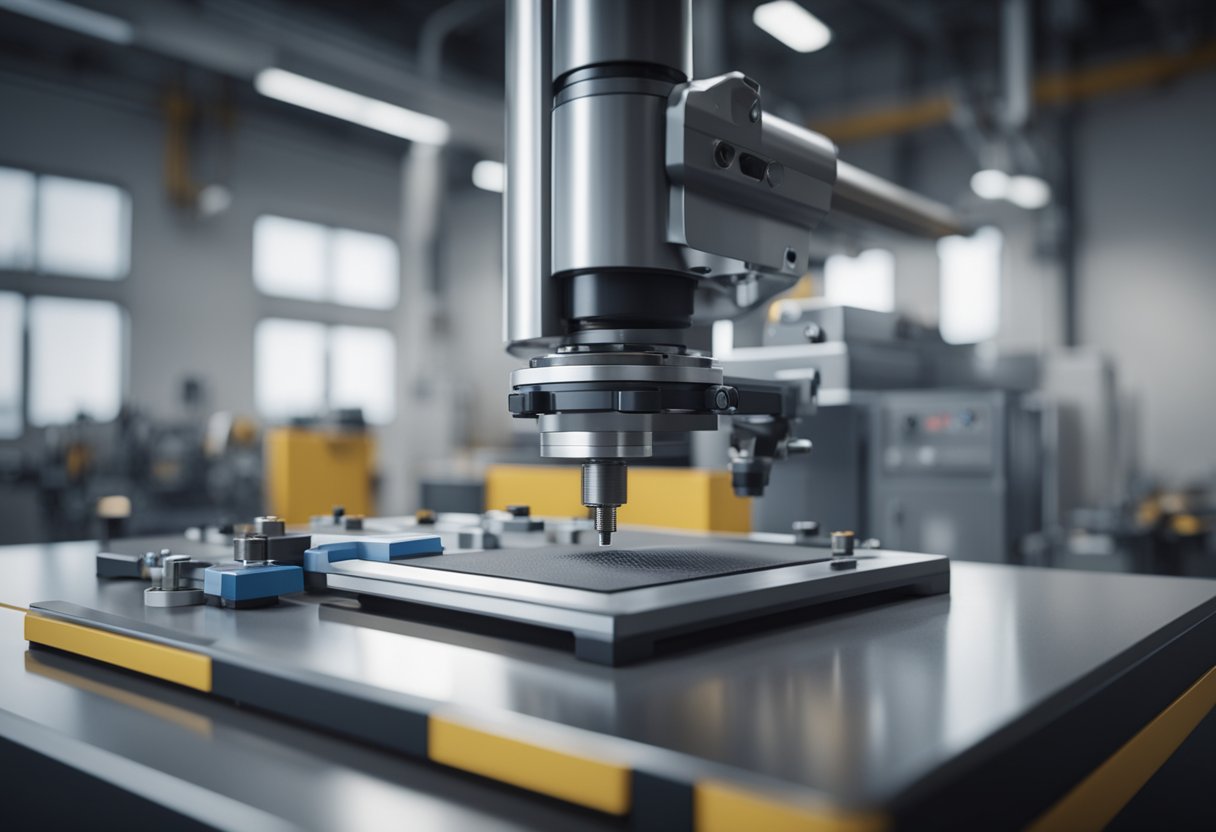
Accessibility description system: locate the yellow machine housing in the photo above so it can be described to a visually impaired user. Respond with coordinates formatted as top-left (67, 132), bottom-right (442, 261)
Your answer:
top-left (266, 427), bottom-right (374, 524)
top-left (485, 465), bottom-right (750, 533)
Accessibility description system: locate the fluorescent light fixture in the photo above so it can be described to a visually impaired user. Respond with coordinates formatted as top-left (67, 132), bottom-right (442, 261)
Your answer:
top-left (970, 169), bottom-right (1009, 200)
top-left (254, 68), bottom-right (450, 146)
top-left (0, 0), bottom-right (134, 44)
top-left (472, 160), bottom-right (505, 193)
top-left (753, 1), bottom-right (832, 54)
top-left (1006, 174), bottom-right (1051, 209)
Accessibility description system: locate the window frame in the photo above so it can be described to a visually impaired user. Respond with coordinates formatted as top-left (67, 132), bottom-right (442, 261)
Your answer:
top-left (0, 162), bottom-right (133, 282)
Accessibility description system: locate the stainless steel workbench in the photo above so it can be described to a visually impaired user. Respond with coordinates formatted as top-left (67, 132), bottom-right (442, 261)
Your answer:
top-left (2, 538), bottom-right (1214, 830)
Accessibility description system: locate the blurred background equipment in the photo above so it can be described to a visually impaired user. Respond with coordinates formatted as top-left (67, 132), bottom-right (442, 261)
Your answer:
top-left (0, 0), bottom-right (1212, 576)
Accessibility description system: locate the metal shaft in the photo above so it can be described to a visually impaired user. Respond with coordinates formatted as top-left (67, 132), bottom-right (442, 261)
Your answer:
top-left (582, 460), bottom-right (627, 546)
top-left (832, 161), bottom-right (969, 238)
top-left (504, 0), bottom-right (558, 349)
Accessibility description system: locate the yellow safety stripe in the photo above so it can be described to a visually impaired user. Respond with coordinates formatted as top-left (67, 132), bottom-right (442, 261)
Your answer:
top-left (428, 715), bottom-right (631, 815)
top-left (24, 613), bottom-right (212, 692)
top-left (1028, 664), bottom-right (1216, 832)
top-left (694, 780), bottom-right (887, 832)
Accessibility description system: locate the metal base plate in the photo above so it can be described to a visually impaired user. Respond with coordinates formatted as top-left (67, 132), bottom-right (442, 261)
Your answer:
top-left (325, 534), bottom-right (950, 665)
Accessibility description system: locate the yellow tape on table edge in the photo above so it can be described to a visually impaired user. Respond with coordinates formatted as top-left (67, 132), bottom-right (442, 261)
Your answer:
top-left (1028, 663), bottom-right (1216, 832)
top-left (695, 780), bottom-right (888, 832)
top-left (24, 613), bottom-right (212, 693)
top-left (428, 715), bottom-right (631, 815)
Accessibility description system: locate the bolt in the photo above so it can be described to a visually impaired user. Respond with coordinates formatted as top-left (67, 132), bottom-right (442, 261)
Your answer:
top-left (803, 323), bottom-right (826, 343)
top-left (234, 534), bottom-right (269, 565)
top-left (583, 461), bottom-right (626, 547)
top-left (766, 161), bottom-right (784, 187)
top-left (713, 140), bottom-right (735, 168)
top-left (749, 99), bottom-right (761, 123)
top-left (830, 530), bottom-right (856, 557)
top-left (709, 385), bottom-right (739, 413)
top-left (594, 506), bottom-right (617, 546)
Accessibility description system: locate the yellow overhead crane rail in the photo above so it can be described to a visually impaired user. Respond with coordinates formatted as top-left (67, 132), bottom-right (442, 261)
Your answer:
top-left (811, 39), bottom-right (1216, 145)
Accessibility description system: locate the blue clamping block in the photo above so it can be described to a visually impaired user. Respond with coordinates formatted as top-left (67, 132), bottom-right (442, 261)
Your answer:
top-left (304, 533), bottom-right (443, 575)
top-left (203, 562), bottom-right (304, 608)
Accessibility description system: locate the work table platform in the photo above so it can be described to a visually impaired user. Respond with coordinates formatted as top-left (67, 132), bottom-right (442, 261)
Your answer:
top-left (2, 538), bottom-right (1214, 830)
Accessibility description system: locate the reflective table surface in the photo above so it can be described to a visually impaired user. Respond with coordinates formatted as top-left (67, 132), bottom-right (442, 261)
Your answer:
top-left (2, 537), bottom-right (1215, 819)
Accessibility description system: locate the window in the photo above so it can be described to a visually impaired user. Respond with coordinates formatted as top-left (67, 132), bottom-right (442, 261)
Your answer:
top-left (823, 248), bottom-right (895, 312)
top-left (253, 216), bottom-right (328, 302)
top-left (938, 226), bottom-right (1003, 345)
top-left (0, 293), bottom-right (22, 438)
top-left (329, 326), bottom-right (396, 425)
top-left (0, 169), bottom-right (35, 269)
top-left (28, 296), bottom-right (124, 426)
top-left (254, 318), bottom-right (327, 422)
top-left (0, 166), bottom-right (130, 279)
top-left (253, 215), bottom-right (399, 309)
top-left (255, 319), bottom-right (396, 424)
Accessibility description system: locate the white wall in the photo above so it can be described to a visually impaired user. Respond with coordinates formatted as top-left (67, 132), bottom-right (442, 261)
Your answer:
top-left (1074, 71), bottom-right (1216, 484)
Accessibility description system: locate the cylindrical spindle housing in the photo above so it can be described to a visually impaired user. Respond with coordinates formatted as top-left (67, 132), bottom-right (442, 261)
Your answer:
top-left (550, 0), bottom-right (697, 332)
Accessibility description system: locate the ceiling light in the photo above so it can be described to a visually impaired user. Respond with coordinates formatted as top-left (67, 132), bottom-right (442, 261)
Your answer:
top-left (472, 160), bottom-right (505, 193)
top-left (0, 0), bottom-right (133, 44)
top-left (970, 169), bottom-right (1010, 201)
top-left (753, 1), bottom-right (832, 54)
top-left (254, 68), bottom-right (450, 146)
top-left (1006, 174), bottom-right (1052, 210)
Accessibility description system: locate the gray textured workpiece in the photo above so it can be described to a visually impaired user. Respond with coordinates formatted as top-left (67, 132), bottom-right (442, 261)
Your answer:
top-left (3, 539), bottom-right (1216, 807)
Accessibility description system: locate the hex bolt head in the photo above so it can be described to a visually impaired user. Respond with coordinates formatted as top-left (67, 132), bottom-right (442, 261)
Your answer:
top-left (708, 385), bottom-right (739, 413)
top-left (803, 323), bottom-right (826, 343)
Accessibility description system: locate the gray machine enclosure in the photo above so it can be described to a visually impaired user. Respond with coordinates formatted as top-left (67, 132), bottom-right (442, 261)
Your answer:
top-left (729, 305), bottom-right (1046, 561)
